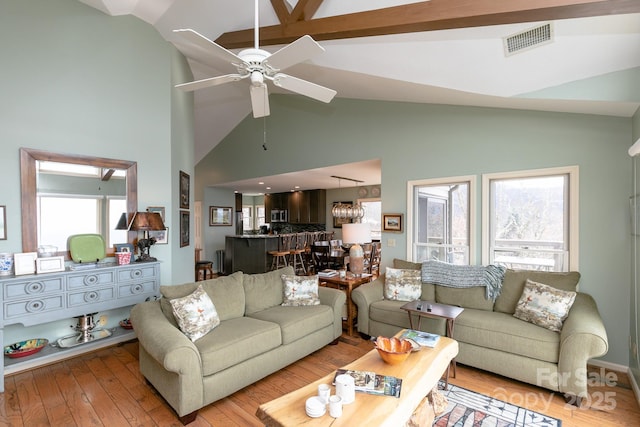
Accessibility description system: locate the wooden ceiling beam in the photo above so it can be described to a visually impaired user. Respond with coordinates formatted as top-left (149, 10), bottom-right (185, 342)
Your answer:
top-left (216, 0), bottom-right (640, 49)
top-left (270, 0), bottom-right (291, 25)
top-left (288, 0), bottom-right (324, 23)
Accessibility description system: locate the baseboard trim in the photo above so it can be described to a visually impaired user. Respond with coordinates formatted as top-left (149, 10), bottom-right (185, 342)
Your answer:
top-left (589, 359), bottom-right (640, 406)
top-left (630, 369), bottom-right (640, 408)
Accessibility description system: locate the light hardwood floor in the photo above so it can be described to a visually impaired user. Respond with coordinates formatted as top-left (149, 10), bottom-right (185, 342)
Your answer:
top-left (1, 334), bottom-right (638, 426)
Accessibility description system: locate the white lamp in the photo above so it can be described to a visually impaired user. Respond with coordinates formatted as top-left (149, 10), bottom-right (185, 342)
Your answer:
top-left (342, 223), bottom-right (371, 276)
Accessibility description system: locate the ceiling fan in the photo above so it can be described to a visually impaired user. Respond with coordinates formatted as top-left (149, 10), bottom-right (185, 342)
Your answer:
top-left (173, 0), bottom-right (337, 118)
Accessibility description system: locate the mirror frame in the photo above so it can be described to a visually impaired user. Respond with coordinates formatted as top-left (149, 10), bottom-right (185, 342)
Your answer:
top-left (20, 147), bottom-right (138, 255)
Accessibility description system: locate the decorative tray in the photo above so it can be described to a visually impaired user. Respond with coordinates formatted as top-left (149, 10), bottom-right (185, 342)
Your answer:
top-left (4, 338), bottom-right (49, 358)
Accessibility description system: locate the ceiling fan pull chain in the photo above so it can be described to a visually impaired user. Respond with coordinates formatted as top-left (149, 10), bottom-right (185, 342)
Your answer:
top-left (262, 115), bottom-right (268, 151)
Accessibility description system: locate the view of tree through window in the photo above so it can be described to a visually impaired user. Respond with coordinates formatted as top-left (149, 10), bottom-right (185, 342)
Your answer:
top-left (486, 168), bottom-right (575, 272)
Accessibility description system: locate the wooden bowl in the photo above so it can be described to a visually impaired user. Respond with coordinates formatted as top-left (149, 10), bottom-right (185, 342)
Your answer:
top-left (375, 336), bottom-right (413, 365)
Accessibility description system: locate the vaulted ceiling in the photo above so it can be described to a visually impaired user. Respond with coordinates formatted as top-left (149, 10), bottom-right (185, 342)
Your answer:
top-left (80, 0), bottom-right (640, 171)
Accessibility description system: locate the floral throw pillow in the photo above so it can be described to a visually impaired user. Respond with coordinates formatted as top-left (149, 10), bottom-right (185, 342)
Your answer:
top-left (384, 267), bottom-right (422, 301)
top-left (513, 279), bottom-right (576, 332)
top-left (169, 284), bottom-right (220, 341)
top-left (281, 274), bottom-right (320, 306)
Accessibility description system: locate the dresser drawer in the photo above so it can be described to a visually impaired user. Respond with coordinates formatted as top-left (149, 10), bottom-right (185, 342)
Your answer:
top-left (4, 295), bottom-right (65, 320)
top-left (68, 287), bottom-right (115, 307)
top-left (67, 270), bottom-right (116, 290)
top-left (3, 277), bottom-right (64, 301)
top-left (117, 264), bottom-right (158, 283)
top-left (118, 280), bottom-right (157, 298)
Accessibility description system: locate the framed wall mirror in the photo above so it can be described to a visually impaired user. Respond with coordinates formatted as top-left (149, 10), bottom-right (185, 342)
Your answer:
top-left (20, 148), bottom-right (137, 257)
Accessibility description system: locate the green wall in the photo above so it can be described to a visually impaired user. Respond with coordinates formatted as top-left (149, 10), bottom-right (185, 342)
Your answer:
top-left (0, 0), bottom-right (194, 344)
top-left (198, 94), bottom-right (634, 366)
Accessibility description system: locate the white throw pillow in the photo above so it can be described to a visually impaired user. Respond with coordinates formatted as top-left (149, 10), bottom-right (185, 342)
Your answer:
top-left (384, 267), bottom-right (422, 301)
top-left (513, 279), bottom-right (576, 332)
top-left (281, 274), bottom-right (320, 306)
top-left (170, 284), bottom-right (220, 341)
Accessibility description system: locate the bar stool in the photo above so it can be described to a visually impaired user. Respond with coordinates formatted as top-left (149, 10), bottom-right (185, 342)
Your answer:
top-left (269, 234), bottom-right (291, 271)
top-left (289, 233), bottom-right (307, 274)
top-left (195, 248), bottom-right (214, 281)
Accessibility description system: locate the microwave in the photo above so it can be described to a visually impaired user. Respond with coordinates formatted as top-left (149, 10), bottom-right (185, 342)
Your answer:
top-left (270, 209), bottom-right (288, 223)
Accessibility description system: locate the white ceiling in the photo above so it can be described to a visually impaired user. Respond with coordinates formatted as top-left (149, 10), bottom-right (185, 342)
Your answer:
top-left (79, 0), bottom-right (640, 194)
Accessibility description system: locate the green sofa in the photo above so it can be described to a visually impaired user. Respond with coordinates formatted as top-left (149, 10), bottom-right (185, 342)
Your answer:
top-left (130, 266), bottom-right (345, 424)
top-left (351, 259), bottom-right (608, 403)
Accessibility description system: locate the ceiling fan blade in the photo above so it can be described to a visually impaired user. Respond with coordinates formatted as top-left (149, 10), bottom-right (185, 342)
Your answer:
top-left (272, 73), bottom-right (337, 103)
top-left (173, 29), bottom-right (247, 68)
top-left (175, 74), bottom-right (245, 92)
top-left (263, 35), bottom-right (325, 71)
top-left (250, 84), bottom-right (270, 118)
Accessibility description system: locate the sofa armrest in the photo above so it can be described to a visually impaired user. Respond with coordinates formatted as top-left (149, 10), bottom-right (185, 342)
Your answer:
top-left (130, 300), bottom-right (203, 376)
top-left (351, 276), bottom-right (385, 336)
top-left (319, 286), bottom-right (347, 339)
top-left (557, 292), bottom-right (608, 397)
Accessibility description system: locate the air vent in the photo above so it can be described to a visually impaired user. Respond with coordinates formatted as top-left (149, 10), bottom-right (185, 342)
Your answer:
top-left (503, 23), bottom-right (553, 56)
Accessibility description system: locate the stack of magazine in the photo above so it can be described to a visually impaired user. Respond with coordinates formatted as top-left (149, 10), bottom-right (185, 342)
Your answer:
top-left (400, 329), bottom-right (440, 348)
top-left (333, 369), bottom-right (402, 398)
top-left (318, 269), bottom-right (338, 277)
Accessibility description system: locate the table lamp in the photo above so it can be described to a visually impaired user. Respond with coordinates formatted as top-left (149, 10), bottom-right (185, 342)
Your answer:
top-left (128, 211), bottom-right (165, 262)
top-left (342, 223), bottom-right (371, 276)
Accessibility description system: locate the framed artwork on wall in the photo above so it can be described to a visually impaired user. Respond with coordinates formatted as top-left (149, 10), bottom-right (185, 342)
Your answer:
top-left (179, 171), bottom-right (190, 210)
top-left (209, 206), bottom-right (233, 226)
top-left (180, 211), bottom-right (190, 247)
top-left (149, 228), bottom-right (168, 244)
top-left (383, 213), bottom-right (403, 232)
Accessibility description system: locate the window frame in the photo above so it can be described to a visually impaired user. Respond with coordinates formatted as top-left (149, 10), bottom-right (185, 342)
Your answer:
top-left (481, 166), bottom-right (579, 271)
top-left (407, 175), bottom-right (477, 264)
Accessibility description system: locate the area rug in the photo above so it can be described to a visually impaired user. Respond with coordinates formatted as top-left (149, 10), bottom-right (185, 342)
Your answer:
top-left (434, 383), bottom-right (562, 427)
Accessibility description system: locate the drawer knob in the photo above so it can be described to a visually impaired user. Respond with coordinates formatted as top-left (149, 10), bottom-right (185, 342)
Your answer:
top-left (26, 300), bottom-right (45, 312)
top-left (26, 282), bottom-right (44, 294)
top-left (84, 275), bottom-right (98, 286)
top-left (131, 284), bottom-right (143, 294)
top-left (131, 270), bottom-right (142, 279)
top-left (84, 291), bottom-right (99, 302)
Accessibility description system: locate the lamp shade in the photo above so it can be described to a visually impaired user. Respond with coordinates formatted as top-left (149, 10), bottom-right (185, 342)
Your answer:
top-left (342, 223), bottom-right (371, 245)
top-left (128, 212), bottom-right (165, 231)
top-left (115, 212), bottom-right (130, 230)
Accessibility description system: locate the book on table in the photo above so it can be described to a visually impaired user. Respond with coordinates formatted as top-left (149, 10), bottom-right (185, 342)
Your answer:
top-left (333, 369), bottom-right (402, 398)
top-left (400, 329), bottom-right (440, 348)
top-left (318, 269), bottom-right (338, 277)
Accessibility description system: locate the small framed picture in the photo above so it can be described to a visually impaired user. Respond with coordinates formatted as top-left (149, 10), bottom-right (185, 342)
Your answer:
top-left (180, 171), bottom-right (190, 210)
top-left (180, 211), bottom-right (190, 247)
top-left (209, 206), bottom-right (233, 226)
top-left (14, 252), bottom-right (37, 276)
top-left (383, 213), bottom-right (403, 232)
top-left (36, 256), bottom-right (65, 274)
top-left (114, 243), bottom-right (135, 255)
top-left (149, 227), bottom-right (168, 244)
top-left (147, 206), bottom-right (166, 223)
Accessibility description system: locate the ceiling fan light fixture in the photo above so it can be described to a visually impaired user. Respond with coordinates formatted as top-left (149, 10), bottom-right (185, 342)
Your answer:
top-left (250, 70), bottom-right (264, 86)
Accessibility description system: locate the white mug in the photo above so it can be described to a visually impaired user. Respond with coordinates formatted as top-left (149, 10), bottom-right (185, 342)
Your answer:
top-left (317, 383), bottom-right (330, 404)
top-left (334, 374), bottom-right (355, 404)
top-left (329, 395), bottom-right (343, 418)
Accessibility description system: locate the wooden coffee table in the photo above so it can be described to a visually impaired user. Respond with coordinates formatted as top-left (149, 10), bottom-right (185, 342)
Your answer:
top-left (400, 300), bottom-right (464, 386)
top-left (318, 273), bottom-right (372, 336)
top-left (256, 333), bottom-right (458, 427)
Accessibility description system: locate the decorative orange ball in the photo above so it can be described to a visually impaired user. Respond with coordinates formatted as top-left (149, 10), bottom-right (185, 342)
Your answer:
top-left (375, 336), bottom-right (413, 365)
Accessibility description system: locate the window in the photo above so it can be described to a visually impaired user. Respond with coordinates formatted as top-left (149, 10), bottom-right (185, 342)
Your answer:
top-left (39, 195), bottom-right (101, 251)
top-left (256, 205), bottom-right (265, 228)
top-left (407, 176), bottom-right (476, 264)
top-left (359, 198), bottom-right (381, 241)
top-left (242, 206), bottom-right (253, 231)
top-left (482, 166), bottom-right (578, 272)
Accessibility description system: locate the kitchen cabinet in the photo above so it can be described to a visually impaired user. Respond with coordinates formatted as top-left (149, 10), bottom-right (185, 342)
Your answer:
top-left (266, 190), bottom-right (326, 224)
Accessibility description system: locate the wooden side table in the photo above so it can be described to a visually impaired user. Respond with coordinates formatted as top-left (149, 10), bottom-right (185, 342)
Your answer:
top-left (400, 300), bottom-right (464, 388)
top-left (319, 273), bottom-right (372, 336)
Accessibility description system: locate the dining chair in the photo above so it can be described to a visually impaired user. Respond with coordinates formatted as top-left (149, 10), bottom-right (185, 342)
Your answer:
top-left (311, 243), bottom-right (332, 272)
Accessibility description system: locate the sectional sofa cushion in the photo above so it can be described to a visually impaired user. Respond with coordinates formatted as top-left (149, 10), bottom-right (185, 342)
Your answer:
top-left (244, 267), bottom-right (293, 314)
top-left (160, 271), bottom-right (245, 323)
top-left (194, 316), bottom-right (282, 376)
top-left (494, 270), bottom-right (580, 314)
top-left (513, 279), bottom-right (577, 332)
top-left (281, 274), bottom-right (320, 306)
top-left (249, 304), bottom-right (334, 344)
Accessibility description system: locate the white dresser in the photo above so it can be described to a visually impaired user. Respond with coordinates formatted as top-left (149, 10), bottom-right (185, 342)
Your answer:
top-left (0, 261), bottom-right (160, 392)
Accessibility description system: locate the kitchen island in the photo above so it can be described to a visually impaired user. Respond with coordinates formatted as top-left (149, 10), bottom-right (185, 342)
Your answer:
top-left (224, 235), bottom-right (279, 274)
